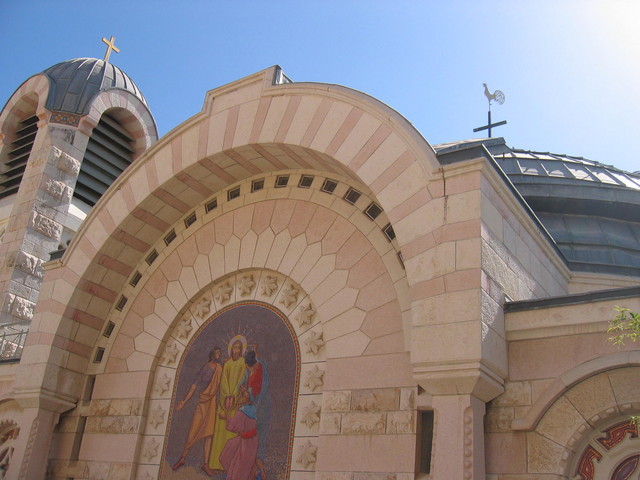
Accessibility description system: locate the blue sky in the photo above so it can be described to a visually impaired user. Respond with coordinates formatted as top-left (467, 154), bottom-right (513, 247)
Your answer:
top-left (1, 1), bottom-right (639, 173)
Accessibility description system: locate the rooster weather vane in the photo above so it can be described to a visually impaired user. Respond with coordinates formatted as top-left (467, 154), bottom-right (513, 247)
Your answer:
top-left (473, 83), bottom-right (507, 137)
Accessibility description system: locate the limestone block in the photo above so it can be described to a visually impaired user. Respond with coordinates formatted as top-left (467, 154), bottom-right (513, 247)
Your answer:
top-left (319, 412), bottom-right (341, 435)
top-left (100, 415), bottom-right (124, 433)
top-left (485, 432), bottom-right (527, 474)
top-left (11, 296), bottom-right (35, 321)
top-left (2, 293), bottom-right (15, 313)
top-left (317, 472), bottom-right (353, 480)
top-left (526, 432), bottom-right (567, 475)
top-left (29, 211), bottom-right (62, 239)
top-left (608, 367), bottom-right (640, 408)
top-left (107, 462), bottom-right (133, 480)
top-left (565, 373), bottom-right (617, 423)
top-left (493, 382), bottom-right (531, 406)
top-left (536, 396), bottom-right (586, 446)
top-left (485, 407), bottom-right (515, 433)
top-left (13, 251), bottom-right (43, 277)
top-left (44, 178), bottom-right (73, 204)
top-left (121, 416), bottom-right (142, 434)
top-left (323, 391), bottom-right (351, 412)
top-left (351, 389), bottom-right (399, 412)
top-left (341, 412), bottom-right (386, 434)
top-left (354, 473), bottom-right (397, 480)
top-left (386, 411), bottom-right (414, 434)
top-left (56, 150), bottom-right (80, 176)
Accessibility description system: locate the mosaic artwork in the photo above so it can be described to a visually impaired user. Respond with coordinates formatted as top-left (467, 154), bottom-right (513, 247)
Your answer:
top-left (160, 302), bottom-right (299, 480)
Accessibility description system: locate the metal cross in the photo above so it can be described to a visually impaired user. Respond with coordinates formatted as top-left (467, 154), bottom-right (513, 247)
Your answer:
top-left (101, 36), bottom-right (120, 62)
top-left (473, 110), bottom-right (507, 138)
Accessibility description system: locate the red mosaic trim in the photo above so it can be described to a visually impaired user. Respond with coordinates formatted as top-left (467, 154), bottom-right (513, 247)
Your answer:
top-left (576, 445), bottom-right (602, 480)
top-left (49, 111), bottom-right (80, 127)
top-left (597, 420), bottom-right (638, 450)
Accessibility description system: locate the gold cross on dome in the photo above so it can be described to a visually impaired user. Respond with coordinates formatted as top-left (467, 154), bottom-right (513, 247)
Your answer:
top-left (101, 36), bottom-right (120, 62)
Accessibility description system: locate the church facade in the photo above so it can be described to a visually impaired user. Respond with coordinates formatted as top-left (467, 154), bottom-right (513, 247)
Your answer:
top-left (0, 57), bottom-right (638, 480)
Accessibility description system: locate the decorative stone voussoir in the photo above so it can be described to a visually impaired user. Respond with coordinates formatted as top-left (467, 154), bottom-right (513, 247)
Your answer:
top-left (280, 284), bottom-right (299, 308)
top-left (296, 303), bottom-right (316, 328)
top-left (260, 275), bottom-right (278, 297)
top-left (215, 282), bottom-right (233, 304)
top-left (300, 401), bottom-right (321, 429)
top-left (304, 365), bottom-right (325, 392)
top-left (29, 211), bottom-right (62, 239)
top-left (238, 274), bottom-right (256, 296)
top-left (304, 330), bottom-right (324, 355)
top-left (296, 440), bottom-right (317, 469)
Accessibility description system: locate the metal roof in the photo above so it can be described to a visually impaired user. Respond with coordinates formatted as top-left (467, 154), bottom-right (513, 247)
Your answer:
top-left (43, 58), bottom-right (148, 115)
top-left (435, 138), bottom-right (640, 278)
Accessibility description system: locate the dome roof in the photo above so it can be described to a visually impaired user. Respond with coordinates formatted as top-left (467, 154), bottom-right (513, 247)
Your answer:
top-left (435, 138), bottom-right (640, 277)
top-left (42, 58), bottom-right (148, 115)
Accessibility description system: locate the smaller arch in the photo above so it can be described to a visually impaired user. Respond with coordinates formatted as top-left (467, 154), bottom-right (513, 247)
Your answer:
top-left (512, 352), bottom-right (640, 431)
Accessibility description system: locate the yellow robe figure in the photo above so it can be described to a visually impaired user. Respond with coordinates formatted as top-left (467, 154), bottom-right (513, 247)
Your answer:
top-left (208, 352), bottom-right (246, 470)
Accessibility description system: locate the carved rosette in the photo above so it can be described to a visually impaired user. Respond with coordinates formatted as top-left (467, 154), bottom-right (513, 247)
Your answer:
top-left (238, 274), bottom-right (256, 296)
top-left (261, 275), bottom-right (279, 297)
top-left (153, 373), bottom-right (172, 397)
top-left (301, 401), bottom-right (321, 430)
top-left (296, 440), bottom-right (318, 470)
top-left (175, 315), bottom-right (193, 340)
top-left (148, 404), bottom-right (166, 429)
top-left (141, 437), bottom-right (160, 463)
top-left (304, 365), bottom-right (325, 392)
top-left (296, 303), bottom-right (316, 328)
top-left (304, 330), bottom-right (325, 356)
top-left (215, 282), bottom-right (233, 304)
top-left (280, 284), bottom-right (299, 308)
top-left (161, 341), bottom-right (180, 366)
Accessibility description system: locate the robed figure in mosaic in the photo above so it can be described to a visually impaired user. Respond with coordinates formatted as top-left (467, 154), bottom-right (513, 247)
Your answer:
top-left (207, 338), bottom-right (247, 473)
top-left (172, 347), bottom-right (223, 471)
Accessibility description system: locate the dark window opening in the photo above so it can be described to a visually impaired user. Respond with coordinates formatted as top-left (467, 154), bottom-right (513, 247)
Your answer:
top-left (0, 114), bottom-right (38, 199)
top-left (298, 175), bottom-right (314, 188)
top-left (75, 112), bottom-right (134, 207)
top-left (228, 186), bottom-right (241, 200)
top-left (343, 187), bottom-right (362, 205)
top-left (321, 178), bottom-right (338, 194)
top-left (365, 202), bottom-right (383, 220)
top-left (417, 410), bottom-right (434, 474)
top-left (275, 175), bottom-right (289, 188)
top-left (252, 179), bottom-right (265, 192)
top-left (205, 198), bottom-right (218, 212)
top-left (164, 229), bottom-right (177, 245)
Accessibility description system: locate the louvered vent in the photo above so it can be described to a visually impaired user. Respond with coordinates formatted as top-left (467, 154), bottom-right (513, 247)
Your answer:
top-left (75, 113), bottom-right (134, 207)
top-left (0, 115), bottom-right (38, 199)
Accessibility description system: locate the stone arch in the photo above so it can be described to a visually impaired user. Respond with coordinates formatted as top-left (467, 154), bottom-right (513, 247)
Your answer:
top-left (31, 66), bottom-right (437, 381)
top-left (0, 75), bottom-right (49, 142)
top-left (77, 90), bottom-right (157, 157)
top-left (524, 366), bottom-right (640, 477)
top-left (137, 270), bottom-right (322, 478)
top-left (513, 352), bottom-right (640, 431)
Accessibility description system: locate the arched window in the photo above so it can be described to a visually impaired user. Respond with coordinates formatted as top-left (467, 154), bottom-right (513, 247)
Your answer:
top-left (0, 113), bottom-right (38, 199)
top-left (74, 111), bottom-right (134, 207)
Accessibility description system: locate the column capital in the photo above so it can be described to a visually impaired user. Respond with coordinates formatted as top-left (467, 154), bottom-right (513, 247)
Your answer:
top-left (413, 361), bottom-right (504, 402)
